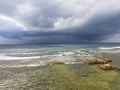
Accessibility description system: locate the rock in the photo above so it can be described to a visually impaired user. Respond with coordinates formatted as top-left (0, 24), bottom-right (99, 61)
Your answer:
top-left (104, 59), bottom-right (112, 63)
top-left (99, 64), bottom-right (116, 70)
top-left (84, 58), bottom-right (113, 64)
top-left (84, 58), bottom-right (118, 71)
top-left (48, 60), bottom-right (64, 65)
top-left (115, 68), bottom-right (120, 71)
top-left (81, 49), bottom-right (89, 52)
top-left (83, 59), bottom-right (105, 64)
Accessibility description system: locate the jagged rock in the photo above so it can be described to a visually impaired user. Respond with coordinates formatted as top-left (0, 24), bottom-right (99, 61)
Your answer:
top-left (84, 59), bottom-right (112, 64)
top-left (48, 60), bottom-right (64, 65)
top-left (84, 59), bottom-right (105, 64)
top-left (99, 64), bottom-right (116, 70)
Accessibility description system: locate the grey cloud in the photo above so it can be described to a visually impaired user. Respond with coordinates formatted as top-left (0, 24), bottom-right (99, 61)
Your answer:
top-left (0, 0), bottom-right (120, 44)
top-left (21, 13), bottom-right (120, 43)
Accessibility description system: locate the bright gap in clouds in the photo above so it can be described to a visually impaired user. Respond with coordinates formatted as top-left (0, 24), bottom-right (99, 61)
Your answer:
top-left (0, 14), bottom-right (26, 30)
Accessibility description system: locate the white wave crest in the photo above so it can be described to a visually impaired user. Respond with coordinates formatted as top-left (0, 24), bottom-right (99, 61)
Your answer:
top-left (98, 46), bottom-right (120, 53)
top-left (98, 46), bottom-right (120, 50)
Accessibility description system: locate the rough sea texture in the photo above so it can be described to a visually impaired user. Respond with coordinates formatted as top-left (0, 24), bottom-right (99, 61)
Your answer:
top-left (0, 43), bottom-right (120, 90)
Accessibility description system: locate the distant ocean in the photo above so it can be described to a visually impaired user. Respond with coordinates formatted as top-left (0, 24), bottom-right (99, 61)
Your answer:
top-left (0, 43), bottom-right (120, 67)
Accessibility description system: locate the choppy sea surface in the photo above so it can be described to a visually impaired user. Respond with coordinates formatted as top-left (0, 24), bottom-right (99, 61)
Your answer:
top-left (0, 43), bottom-right (120, 67)
top-left (0, 43), bottom-right (120, 90)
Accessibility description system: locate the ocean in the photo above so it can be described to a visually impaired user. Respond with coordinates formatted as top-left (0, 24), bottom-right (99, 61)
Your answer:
top-left (0, 43), bottom-right (120, 90)
top-left (0, 43), bottom-right (120, 67)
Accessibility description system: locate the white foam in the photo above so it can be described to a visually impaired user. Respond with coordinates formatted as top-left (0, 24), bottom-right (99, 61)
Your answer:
top-left (0, 53), bottom-right (66, 61)
top-left (98, 46), bottom-right (120, 53)
top-left (99, 50), bottom-right (120, 53)
top-left (98, 46), bottom-right (120, 50)
top-left (0, 64), bottom-right (45, 68)
top-left (0, 56), bottom-right (40, 60)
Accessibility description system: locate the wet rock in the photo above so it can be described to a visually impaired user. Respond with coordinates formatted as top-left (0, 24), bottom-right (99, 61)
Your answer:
top-left (48, 60), bottom-right (64, 65)
top-left (84, 59), bottom-right (113, 64)
top-left (99, 64), bottom-right (116, 70)
top-left (104, 59), bottom-right (112, 63)
top-left (115, 68), bottom-right (120, 71)
top-left (83, 59), bottom-right (105, 64)
top-left (81, 49), bottom-right (90, 52)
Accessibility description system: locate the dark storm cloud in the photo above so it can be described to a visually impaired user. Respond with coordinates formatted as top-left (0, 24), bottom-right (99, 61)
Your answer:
top-left (1, 13), bottom-right (120, 44)
top-left (18, 12), bottom-right (120, 43)
top-left (0, 0), bottom-right (120, 44)
top-left (73, 13), bottom-right (120, 41)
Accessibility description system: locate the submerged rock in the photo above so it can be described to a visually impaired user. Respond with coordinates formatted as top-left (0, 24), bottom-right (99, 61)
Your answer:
top-left (48, 60), bottom-right (64, 65)
top-left (99, 64), bottom-right (116, 70)
top-left (81, 49), bottom-right (90, 52)
top-left (84, 59), bottom-right (112, 64)
top-left (104, 59), bottom-right (112, 63)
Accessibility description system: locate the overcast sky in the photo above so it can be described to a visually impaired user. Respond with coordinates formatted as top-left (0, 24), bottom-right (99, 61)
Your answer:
top-left (0, 0), bottom-right (120, 44)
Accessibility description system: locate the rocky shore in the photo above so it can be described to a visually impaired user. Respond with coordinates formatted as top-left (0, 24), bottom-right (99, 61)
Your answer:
top-left (0, 51), bottom-right (120, 90)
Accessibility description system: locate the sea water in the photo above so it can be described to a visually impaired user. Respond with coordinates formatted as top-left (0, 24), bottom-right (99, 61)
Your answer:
top-left (0, 43), bottom-right (120, 90)
top-left (0, 43), bottom-right (120, 67)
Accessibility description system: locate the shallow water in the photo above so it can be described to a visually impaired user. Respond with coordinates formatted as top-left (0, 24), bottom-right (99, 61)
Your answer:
top-left (0, 63), bottom-right (120, 90)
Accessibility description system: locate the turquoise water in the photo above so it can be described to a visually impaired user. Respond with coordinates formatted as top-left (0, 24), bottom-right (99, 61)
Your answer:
top-left (0, 43), bottom-right (120, 67)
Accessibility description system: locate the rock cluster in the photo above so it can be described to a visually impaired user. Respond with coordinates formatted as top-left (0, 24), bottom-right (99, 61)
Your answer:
top-left (84, 59), bottom-right (119, 70)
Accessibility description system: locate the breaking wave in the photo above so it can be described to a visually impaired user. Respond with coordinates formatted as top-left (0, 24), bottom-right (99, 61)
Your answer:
top-left (0, 49), bottom-right (96, 67)
top-left (98, 46), bottom-right (120, 53)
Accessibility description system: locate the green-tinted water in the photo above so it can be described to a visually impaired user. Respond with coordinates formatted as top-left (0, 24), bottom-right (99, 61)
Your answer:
top-left (48, 64), bottom-right (120, 90)
top-left (0, 63), bottom-right (120, 90)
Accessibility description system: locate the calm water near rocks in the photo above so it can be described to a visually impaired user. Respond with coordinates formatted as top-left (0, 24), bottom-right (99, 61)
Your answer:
top-left (0, 43), bottom-right (120, 90)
